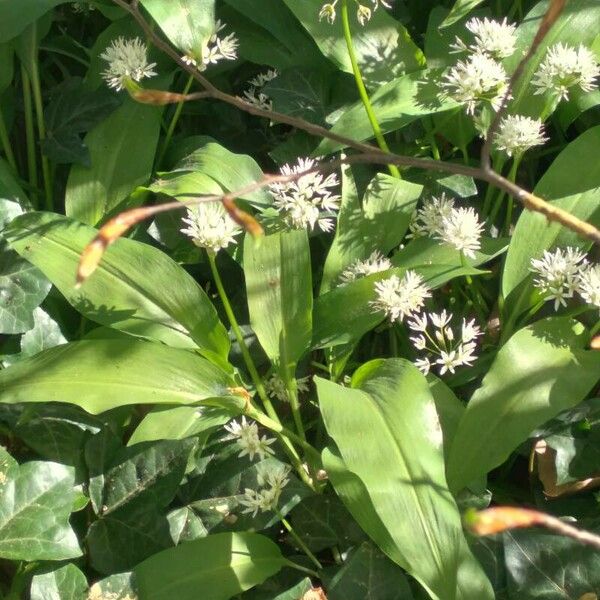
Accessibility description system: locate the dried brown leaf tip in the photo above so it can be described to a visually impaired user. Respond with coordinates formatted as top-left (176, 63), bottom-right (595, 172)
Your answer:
top-left (302, 588), bottom-right (327, 600)
top-left (131, 88), bottom-right (190, 105)
top-left (465, 506), bottom-right (545, 535)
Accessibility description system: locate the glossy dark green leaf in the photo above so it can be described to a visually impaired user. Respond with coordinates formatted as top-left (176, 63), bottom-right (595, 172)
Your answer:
top-left (241, 575), bottom-right (313, 600)
top-left (41, 78), bottom-right (121, 165)
top-left (0, 162), bottom-right (28, 208)
top-left (64, 98), bottom-right (162, 225)
top-left (283, 0), bottom-right (424, 87)
top-left (447, 318), bottom-right (600, 493)
top-left (244, 230), bottom-right (312, 367)
top-left (0, 0), bottom-right (68, 41)
top-left (20, 307), bottom-right (67, 357)
top-left (167, 506), bottom-right (208, 544)
top-left (504, 526), bottom-right (600, 599)
top-left (317, 360), bottom-right (493, 600)
top-left (321, 171), bottom-right (422, 293)
top-left (30, 564), bottom-right (88, 600)
top-left (0, 447), bottom-right (81, 560)
top-left (133, 532), bottom-right (286, 600)
top-left (316, 71), bottom-right (456, 155)
top-left (0, 339), bottom-right (239, 414)
top-left (503, 126), bottom-right (600, 299)
top-left (0, 244), bottom-right (51, 334)
top-left (325, 542), bottom-right (413, 600)
top-left (140, 0), bottom-right (215, 58)
top-left (6, 212), bottom-right (230, 362)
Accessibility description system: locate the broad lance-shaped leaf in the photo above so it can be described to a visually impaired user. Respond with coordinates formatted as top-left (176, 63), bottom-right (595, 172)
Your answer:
top-left (6, 212), bottom-right (230, 365)
top-left (244, 230), bottom-right (312, 369)
top-left (447, 318), bottom-right (600, 493)
top-left (0, 447), bottom-right (81, 561)
top-left (0, 0), bottom-right (69, 42)
top-left (503, 125), bottom-right (600, 300)
top-left (133, 532), bottom-right (286, 600)
top-left (0, 339), bottom-right (240, 414)
top-left (316, 360), bottom-right (494, 600)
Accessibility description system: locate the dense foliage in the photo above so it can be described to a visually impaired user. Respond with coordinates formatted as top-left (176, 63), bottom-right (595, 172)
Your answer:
top-left (0, 0), bottom-right (599, 598)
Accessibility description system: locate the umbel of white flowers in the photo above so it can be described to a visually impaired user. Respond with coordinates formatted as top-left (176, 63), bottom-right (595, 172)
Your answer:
top-left (319, 0), bottom-right (392, 25)
top-left (493, 115), bottom-right (548, 157)
top-left (224, 417), bottom-right (276, 462)
top-left (238, 464), bottom-right (291, 517)
top-left (100, 37), bottom-right (157, 91)
top-left (370, 270), bottom-right (431, 323)
top-left (181, 20), bottom-right (238, 71)
top-left (238, 69), bottom-right (278, 111)
top-left (339, 251), bottom-right (392, 285)
top-left (180, 202), bottom-right (241, 254)
top-left (408, 310), bottom-right (482, 375)
top-left (530, 247), bottom-right (600, 312)
top-left (270, 157), bottom-right (341, 232)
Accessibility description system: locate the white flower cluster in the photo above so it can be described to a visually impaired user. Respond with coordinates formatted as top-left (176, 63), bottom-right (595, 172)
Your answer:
top-left (409, 194), bottom-right (484, 259)
top-left (339, 251), bottom-right (392, 285)
top-left (318, 0), bottom-right (392, 25)
top-left (182, 21), bottom-right (238, 71)
top-left (265, 374), bottom-right (311, 402)
top-left (532, 43), bottom-right (600, 101)
top-left (72, 1), bottom-right (95, 13)
top-left (180, 201), bottom-right (241, 254)
top-left (238, 69), bottom-right (278, 111)
top-left (493, 114), bottom-right (547, 157)
top-left (370, 270), bottom-right (431, 323)
top-left (224, 417), bottom-right (276, 462)
top-left (270, 158), bottom-right (341, 232)
top-left (530, 247), bottom-right (600, 311)
top-left (100, 37), bottom-right (157, 91)
top-left (452, 17), bottom-right (517, 59)
top-left (409, 310), bottom-right (482, 375)
top-left (238, 464), bottom-right (291, 517)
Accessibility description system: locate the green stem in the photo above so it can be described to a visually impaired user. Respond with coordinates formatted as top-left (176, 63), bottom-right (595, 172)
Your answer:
top-left (590, 319), bottom-right (600, 338)
top-left (29, 32), bottom-right (53, 210)
top-left (340, 0), bottom-right (400, 179)
top-left (279, 513), bottom-right (323, 570)
top-left (490, 158), bottom-right (519, 225)
top-left (482, 155), bottom-right (506, 218)
top-left (21, 65), bottom-right (37, 200)
top-left (283, 368), bottom-right (306, 442)
top-left (156, 74), bottom-right (194, 169)
top-left (0, 107), bottom-right (17, 172)
top-left (284, 559), bottom-right (319, 579)
top-left (6, 562), bottom-right (37, 600)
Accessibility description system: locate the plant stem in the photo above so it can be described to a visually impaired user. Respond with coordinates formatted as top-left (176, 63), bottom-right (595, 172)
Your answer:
top-left (490, 157), bottom-right (519, 225)
top-left (156, 74), bottom-right (194, 169)
top-left (284, 559), bottom-right (319, 579)
top-left (29, 30), bottom-right (53, 210)
top-left (21, 65), bottom-right (37, 200)
top-left (279, 513), bottom-right (323, 570)
top-left (590, 319), bottom-right (600, 338)
top-left (6, 562), bottom-right (37, 600)
top-left (0, 108), bottom-right (17, 172)
top-left (340, 0), bottom-right (400, 179)
top-left (283, 370), bottom-right (307, 441)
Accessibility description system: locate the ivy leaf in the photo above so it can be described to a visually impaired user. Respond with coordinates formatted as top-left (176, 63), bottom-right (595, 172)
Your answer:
top-left (20, 307), bottom-right (67, 357)
top-left (0, 447), bottom-right (81, 561)
top-left (30, 564), bottom-right (88, 600)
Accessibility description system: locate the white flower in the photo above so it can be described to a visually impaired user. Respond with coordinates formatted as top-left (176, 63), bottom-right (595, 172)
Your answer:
top-left (100, 37), bottom-right (157, 91)
top-left (441, 53), bottom-right (509, 114)
top-left (357, 5), bottom-right (372, 25)
top-left (238, 464), bottom-right (290, 517)
top-left (319, 2), bottom-right (338, 23)
top-left (180, 201), bottom-right (241, 253)
top-left (270, 158), bottom-right (340, 232)
top-left (238, 69), bottom-right (278, 111)
top-left (530, 246), bottom-right (588, 310)
top-left (339, 251), bottom-right (392, 284)
top-left (265, 374), bottom-right (310, 402)
top-left (576, 263), bottom-right (600, 310)
top-left (370, 271), bottom-right (431, 323)
top-left (409, 310), bottom-right (482, 376)
top-left (224, 417), bottom-right (276, 462)
top-left (437, 207), bottom-right (484, 259)
top-left (465, 17), bottom-right (517, 59)
top-left (72, 1), bottom-right (95, 13)
top-left (182, 20), bottom-right (238, 71)
top-left (532, 43), bottom-right (600, 101)
top-left (493, 115), bottom-right (548, 157)
top-left (409, 193), bottom-right (456, 238)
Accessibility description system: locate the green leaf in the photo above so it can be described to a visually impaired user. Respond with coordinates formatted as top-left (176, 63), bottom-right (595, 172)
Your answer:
top-left (20, 307), bottom-right (67, 357)
top-left (0, 447), bottom-right (81, 560)
top-left (139, 0), bottom-right (215, 58)
top-left (167, 506), bottom-right (208, 544)
top-left (133, 532), bottom-right (286, 600)
top-left (41, 78), bottom-right (121, 166)
top-left (30, 564), bottom-right (88, 600)
top-left (316, 71), bottom-right (456, 155)
top-left (428, 375), bottom-right (466, 461)
top-left (503, 125), bottom-right (600, 299)
top-left (0, 243), bottom-right (51, 334)
top-left (0, 0), bottom-right (68, 42)
top-left (6, 212), bottom-right (230, 362)
top-left (504, 526), bottom-right (600, 599)
top-left (244, 230), bottom-right (312, 367)
top-left (283, 0), bottom-right (424, 87)
top-left (446, 318), bottom-right (600, 493)
top-left (316, 360), bottom-right (493, 600)
top-left (325, 541), bottom-right (414, 600)
top-left (440, 0), bottom-right (485, 28)
top-left (0, 339), bottom-right (238, 414)
top-left (64, 98), bottom-right (162, 225)
top-left (168, 137), bottom-right (271, 207)
top-left (242, 575), bottom-right (313, 600)
top-left (321, 171), bottom-right (422, 293)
